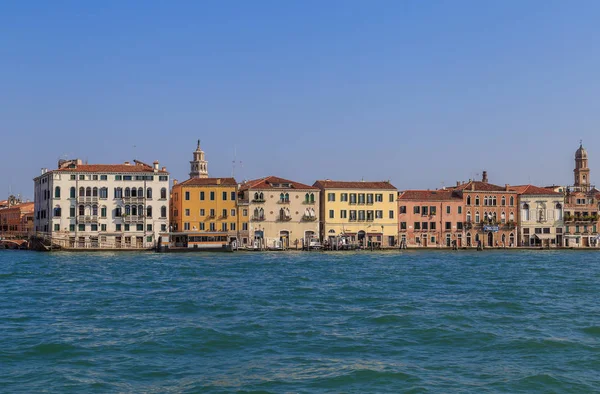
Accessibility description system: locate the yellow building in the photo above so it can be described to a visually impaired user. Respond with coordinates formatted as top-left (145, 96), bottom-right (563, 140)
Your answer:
top-left (170, 177), bottom-right (239, 243)
top-left (313, 180), bottom-right (399, 248)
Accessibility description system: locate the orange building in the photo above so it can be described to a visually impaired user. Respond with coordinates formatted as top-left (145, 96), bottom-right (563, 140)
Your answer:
top-left (0, 202), bottom-right (34, 237)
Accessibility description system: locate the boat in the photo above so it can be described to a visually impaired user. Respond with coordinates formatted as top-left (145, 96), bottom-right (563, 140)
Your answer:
top-left (157, 232), bottom-right (234, 252)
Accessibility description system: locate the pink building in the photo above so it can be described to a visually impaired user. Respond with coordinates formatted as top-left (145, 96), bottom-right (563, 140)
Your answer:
top-left (398, 189), bottom-right (465, 247)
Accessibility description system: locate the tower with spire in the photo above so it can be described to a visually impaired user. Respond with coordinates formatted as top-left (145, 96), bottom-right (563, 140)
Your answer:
top-left (189, 139), bottom-right (208, 179)
top-left (574, 140), bottom-right (590, 190)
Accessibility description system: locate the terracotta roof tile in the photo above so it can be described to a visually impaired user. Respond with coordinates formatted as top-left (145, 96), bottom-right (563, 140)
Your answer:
top-left (510, 185), bottom-right (563, 196)
top-left (453, 181), bottom-right (510, 192)
top-left (313, 180), bottom-right (397, 190)
top-left (398, 190), bottom-right (462, 201)
top-left (55, 163), bottom-right (167, 173)
top-left (177, 177), bottom-right (237, 187)
top-left (240, 176), bottom-right (319, 191)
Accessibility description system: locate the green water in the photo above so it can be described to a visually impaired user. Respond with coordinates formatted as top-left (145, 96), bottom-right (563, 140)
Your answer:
top-left (1, 250), bottom-right (599, 393)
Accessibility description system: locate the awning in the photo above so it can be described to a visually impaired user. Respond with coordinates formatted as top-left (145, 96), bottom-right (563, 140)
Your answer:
top-left (534, 234), bottom-right (555, 240)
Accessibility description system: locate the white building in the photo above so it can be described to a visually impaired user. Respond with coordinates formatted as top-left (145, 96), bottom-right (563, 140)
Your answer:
top-left (33, 159), bottom-right (170, 249)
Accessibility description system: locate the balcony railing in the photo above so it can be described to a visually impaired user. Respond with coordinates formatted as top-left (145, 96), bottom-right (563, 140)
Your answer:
top-left (77, 215), bottom-right (99, 223)
top-left (78, 196), bottom-right (99, 203)
top-left (251, 216), bottom-right (265, 221)
top-left (123, 215), bottom-right (145, 223)
top-left (123, 196), bottom-right (146, 203)
top-left (252, 199), bottom-right (265, 203)
top-left (277, 216), bottom-right (292, 222)
top-left (302, 200), bottom-right (316, 205)
top-left (302, 215), bottom-right (317, 221)
top-left (277, 199), bottom-right (291, 204)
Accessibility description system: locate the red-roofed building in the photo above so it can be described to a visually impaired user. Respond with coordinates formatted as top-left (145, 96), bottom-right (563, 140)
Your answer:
top-left (398, 189), bottom-right (464, 248)
top-left (238, 176), bottom-right (320, 249)
top-left (452, 171), bottom-right (519, 248)
top-left (33, 158), bottom-right (170, 249)
top-left (0, 202), bottom-right (34, 237)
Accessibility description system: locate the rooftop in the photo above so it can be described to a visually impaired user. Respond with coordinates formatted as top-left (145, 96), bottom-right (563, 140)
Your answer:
top-left (509, 185), bottom-right (563, 196)
top-left (398, 190), bottom-right (462, 201)
top-left (240, 176), bottom-right (319, 191)
top-left (176, 177), bottom-right (237, 187)
top-left (453, 181), bottom-right (510, 192)
top-left (313, 180), bottom-right (397, 190)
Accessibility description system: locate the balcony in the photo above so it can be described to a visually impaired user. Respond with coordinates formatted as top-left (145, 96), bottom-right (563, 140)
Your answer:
top-left (123, 215), bottom-right (145, 223)
top-left (277, 199), bottom-right (291, 204)
top-left (251, 216), bottom-right (265, 222)
top-left (302, 215), bottom-right (317, 221)
top-left (277, 216), bottom-right (292, 222)
top-left (238, 199), bottom-right (249, 206)
top-left (219, 214), bottom-right (228, 219)
top-left (78, 196), bottom-right (99, 203)
top-left (302, 200), bottom-right (316, 205)
top-left (77, 215), bottom-right (98, 223)
top-left (123, 196), bottom-right (145, 203)
top-left (252, 198), bottom-right (265, 203)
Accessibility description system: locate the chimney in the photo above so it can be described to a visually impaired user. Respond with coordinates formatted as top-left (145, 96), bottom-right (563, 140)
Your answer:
top-left (505, 184), bottom-right (510, 191)
top-left (482, 171), bottom-right (488, 183)
top-left (217, 179), bottom-right (221, 185)
top-left (456, 181), bottom-right (460, 187)
top-left (161, 167), bottom-right (166, 172)
top-left (173, 179), bottom-right (178, 186)
top-left (153, 160), bottom-right (159, 172)
top-left (471, 184), bottom-right (475, 191)
top-left (124, 161), bottom-right (130, 166)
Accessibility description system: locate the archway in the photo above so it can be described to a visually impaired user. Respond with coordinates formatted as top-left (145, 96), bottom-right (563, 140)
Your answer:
top-left (487, 232), bottom-right (493, 247)
top-left (357, 230), bottom-right (366, 246)
top-left (279, 230), bottom-right (290, 249)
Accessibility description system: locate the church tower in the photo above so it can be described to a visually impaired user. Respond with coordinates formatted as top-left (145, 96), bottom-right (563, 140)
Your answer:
top-left (574, 141), bottom-right (590, 190)
top-left (190, 140), bottom-right (208, 179)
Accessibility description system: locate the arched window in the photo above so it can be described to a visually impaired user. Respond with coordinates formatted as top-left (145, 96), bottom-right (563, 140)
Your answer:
top-left (147, 206), bottom-right (152, 217)
top-left (55, 186), bottom-right (61, 198)
top-left (285, 193), bottom-right (289, 201)
top-left (131, 205), bottom-right (137, 216)
top-left (254, 192), bottom-right (259, 200)
top-left (522, 203), bottom-right (530, 221)
top-left (70, 187), bottom-right (76, 198)
top-left (501, 196), bottom-right (506, 206)
top-left (484, 196), bottom-right (488, 206)
top-left (466, 232), bottom-right (472, 246)
top-left (466, 211), bottom-right (472, 222)
top-left (161, 206), bottom-right (167, 218)
top-left (509, 212), bottom-right (514, 221)
top-left (509, 196), bottom-right (514, 206)
top-left (501, 211), bottom-right (506, 223)
top-left (259, 192), bottom-right (264, 200)
top-left (310, 193), bottom-right (315, 203)
top-left (92, 205), bottom-right (98, 216)
top-left (509, 232), bottom-right (515, 246)
top-left (79, 187), bottom-right (85, 197)
top-left (305, 193), bottom-right (310, 203)
top-left (92, 187), bottom-right (98, 197)
top-left (280, 193), bottom-right (285, 201)
top-left (254, 208), bottom-right (259, 218)
top-left (279, 208), bottom-right (285, 220)
top-left (115, 187), bottom-right (123, 199)
top-left (310, 208), bottom-right (315, 217)
top-left (86, 187), bottom-right (92, 197)
top-left (131, 187), bottom-right (137, 197)
top-left (100, 187), bottom-right (108, 199)
top-left (492, 196), bottom-right (497, 206)
top-left (115, 207), bottom-right (122, 217)
top-left (259, 208), bottom-right (264, 217)
top-left (138, 205), bottom-right (143, 216)
top-left (555, 203), bottom-right (563, 221)
top-left (125, 188), bottom-right (131, 197)
top-left (125, 205), bottom-right (131, 215)
top-left (146, 188), bottom-right (152, 199)
top-left (138, 188), bottom-right (143, 198)
top-left (475, 211), bottom-right (480, 223)
top-left (475, 195), bottom-right (480, 206)
top-left (466, 196), bottom-right (471, 205)
top-left (79, 205), bottom-right (85, 216)
top-left (160, 188), bottom-right (167, 199)
top-left (54, 206), bottom-right (61, 217)
top-left (101, 206), bottom-right (107, 217)
top-left (502, 234), bottom-right (506, 244)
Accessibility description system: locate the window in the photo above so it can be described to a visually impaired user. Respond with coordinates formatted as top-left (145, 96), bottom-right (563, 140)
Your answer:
top-left (70, 187), bottom-right (76, 198)
top-left (367, 194), bottom-right (374, 204)
top-left (159, 176), bottom-right (168, 181)
top-left (389, 210), bottom-right (394, 219)
top-left (70, 175), bottom-right (76, 180)
top-left (400, 206), bottom-right (406, 214)
top-left (91, 224), bottom-right (98, 231)
top-left (146, 206), bottom-right (152, 217)
top-left (101, 224), bottom-right (106, 231)
top-left (458, 206), bottom-right (462, 214)
top-left (123, 176), bottom-right (132, 181)
top-left (329, 210), bottom-right (334, 219)
top-left (422, 206), bottom-right (428, 216)
top-left (92, 205), bottom-right (98, 216)
top-left (522, 203), bottom-right (530, 221)
top-left (184, 223), bottom-right (190, 231)
top-left (510, 196), bottom-right (514, 206)
top-left (466, 195), bottom-right (471, 205)
top-left (328, 193), bottom-right (335, 202)
top-left (200, 191), bottom-right (205, 200)
top-left (115, 187), bottom-right (123, 199)
top-left (116, 224), bottom-right (122, 231)
top-left (69, 207), bottom-right (75, 217)
top-left (99, 187), bottom-right (108, 199)
top-left (358, 210), bottom-right (365, 220)
top-left (414, 222), bottom-right (420, 230)
top-left (457, 222), bottom-right (463, 230)
top-left (160, 188), bottom-right (167, 199)
top-left (210, 209), bottom-right (215, 217)
top-left (100, 175), bottom-right (107, 181)
top-left (231, 209), bottom-right (236, 217)
top-left (340, 210), bottom-right (347, 219)
top-left (54, 186), bottom-right (61, 198)
top-left (543, 228), bottom-right (551, 234)
top-left (367, 211), bottom-right (374, 221)
top-left (185, 209), bottom-right (190, 216)
top-left (161, 206), bottom-right (167, 218)
top-left (221, 191), bottom-right (226, 201)
top-left (475, 211), bottom-right (480, 223)
top-left (389, 194), bottom-right (395, 202)
top-left (242, 223), bottom-right (248, 231)
top-left (430, 222), bottom-right (436, 230)
top-left (445, 222), bottom-right (451, 230)
top-left (243, 209), bottom-right (247, 216)
top-left (341, 193), bottom-right (348, 202)
top-left (79, 224), bottom-right (85, 231)
top-left (79, 187), bottom-right (85, 197)
top-left (422, 222), bottom-right (428, 230)
top-left (430, 206), bottom-right (436, 215)
top-left (358, 194), bottom-right (365, 204)
top-left (350, 194), bottom-right (357, 204)
top-left (199, 223), bottom-right (205, 230)
top-left (210, 223), bottom-right (216, 231)
top-left (414, 206), bottom-right (420, 214)
top-left (161, 224), bottom-right (167, 232)
top-left (222, 209), bottom-right (227, 218)
top-left (185, 191), bottom-right (190, 200)
top-left (475, 196), bottom-right (480, 206)
top-left (210, 191), bottom-right (215, 201)
top-left (69, 224), bottom-right (75, 232)
top-left (376, 194), bottom-right (383, 202)
top-left (222, 223), bottom-right (228, 231)
top-left (400, 222), bottom-right (407, 230)
top-left (446, 206), bottom-right (451, 214)
top-left (79, 175), bottom-right (85, 180)
top-left (79, 205), bottom-right (85, 216)
top-left (147, 224), bottom-right (152, 232)
top-left (115, 175), bottom-right (122, 181)
top-left (200, 209), bottom-right (205, 216)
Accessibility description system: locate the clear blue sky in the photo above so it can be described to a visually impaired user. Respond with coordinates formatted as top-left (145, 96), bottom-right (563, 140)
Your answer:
top-left (2, 1), bottom-right (600, 199)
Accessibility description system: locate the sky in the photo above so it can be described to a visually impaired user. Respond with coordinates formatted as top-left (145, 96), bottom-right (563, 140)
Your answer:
top-left (2, 1), bottom-right (600, 199)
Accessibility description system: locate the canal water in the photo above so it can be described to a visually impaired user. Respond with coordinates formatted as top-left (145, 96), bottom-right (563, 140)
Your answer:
top-left (1, 250), bottom-right (599, 393)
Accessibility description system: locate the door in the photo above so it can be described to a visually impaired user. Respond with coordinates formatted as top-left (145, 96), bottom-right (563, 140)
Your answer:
top-left (487, 232), bottom-right (493, 247)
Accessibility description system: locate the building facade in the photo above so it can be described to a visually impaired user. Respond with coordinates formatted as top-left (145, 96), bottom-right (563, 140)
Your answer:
top-left (313, 180), bottom-right (398, 248)
top-left (169, 177), bottom-right (239, 243)
top-left (563, 143), bottom-right (600, 247)
top-left (398, 190), bottom-right (464, 247)
top-left (510, 185), bottom-right (564, 247)
top-left (0, 202), bottom-right (34, 237)
top-left (453, 172), bottom-right (518, 248)
top-left (239, 176), bottom-right (320, 249)
top-left (33, 159), bottom-right (170, 249)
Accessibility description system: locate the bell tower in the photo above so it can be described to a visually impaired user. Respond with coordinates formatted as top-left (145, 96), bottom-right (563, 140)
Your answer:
top-left (574, 141), bottom-right (590, 190)
top-left (189, 139), bottom-right (208, 179)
